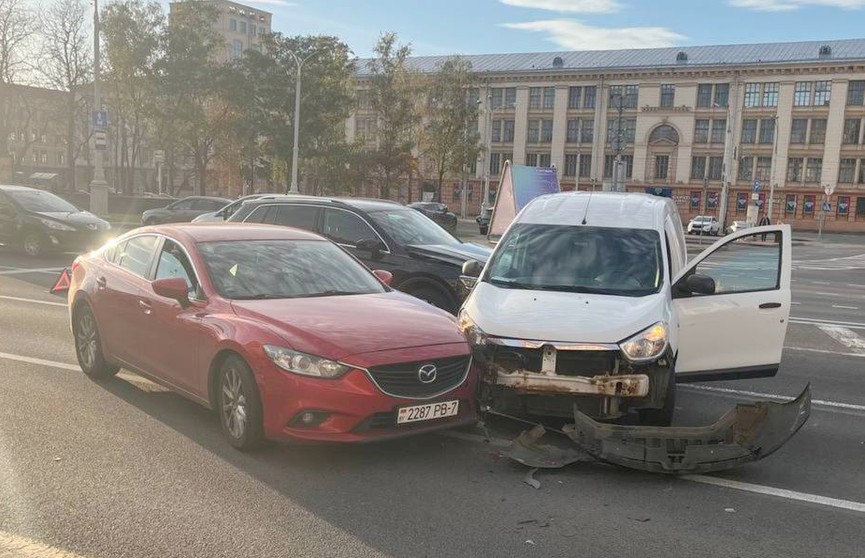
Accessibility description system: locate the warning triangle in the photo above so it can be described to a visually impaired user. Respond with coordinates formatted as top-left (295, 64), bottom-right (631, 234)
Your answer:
top-left (50, 268), bottom-right (72, 294)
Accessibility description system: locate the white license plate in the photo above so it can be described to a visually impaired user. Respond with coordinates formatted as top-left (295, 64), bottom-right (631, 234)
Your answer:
top-left (397, 400), bottom-right (460, 424)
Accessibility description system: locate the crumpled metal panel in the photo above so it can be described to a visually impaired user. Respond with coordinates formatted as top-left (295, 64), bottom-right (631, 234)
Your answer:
top-left (560, 384), bottom-right (811, 474)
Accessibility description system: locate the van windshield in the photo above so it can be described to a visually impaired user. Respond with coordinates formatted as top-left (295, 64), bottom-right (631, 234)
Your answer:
top-left (484, 224), bottom-right (663, 297)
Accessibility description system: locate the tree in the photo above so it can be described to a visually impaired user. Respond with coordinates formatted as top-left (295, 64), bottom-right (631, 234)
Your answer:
top-left (101, 0), bottom-right (163, 194)
top-left (419, 57), bottom-right (481, 203)
top-left (37, 0), bottom-right (92, 191)
top-left (0, 0), bottom-right (35, 178)
top-left (365, 32), bottom-right (418, 200)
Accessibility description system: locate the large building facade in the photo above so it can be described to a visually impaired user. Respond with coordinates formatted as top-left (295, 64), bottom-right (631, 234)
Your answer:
top-left (170, 0), bottom-right (272, 63)
top-left (352, 39), bottom-right (865, 232)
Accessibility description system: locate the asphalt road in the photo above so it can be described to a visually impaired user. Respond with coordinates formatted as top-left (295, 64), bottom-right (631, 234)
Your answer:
top-left (1, 233), bottom-right (864, 558)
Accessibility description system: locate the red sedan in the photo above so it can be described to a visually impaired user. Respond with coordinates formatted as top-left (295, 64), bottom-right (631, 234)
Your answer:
top-left (67, 223), bottom-right (477, 450)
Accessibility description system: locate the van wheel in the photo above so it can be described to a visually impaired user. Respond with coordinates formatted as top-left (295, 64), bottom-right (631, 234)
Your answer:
top-left (639, 371), bottom-right (676, 426)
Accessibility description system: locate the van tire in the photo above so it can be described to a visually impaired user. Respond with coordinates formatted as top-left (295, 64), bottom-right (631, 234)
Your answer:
top-left (639, 371), bottom-right (676, 426)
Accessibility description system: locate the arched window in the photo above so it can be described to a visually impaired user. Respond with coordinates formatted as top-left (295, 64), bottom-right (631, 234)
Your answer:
top-left (649, 125), bottom-right (680, 144)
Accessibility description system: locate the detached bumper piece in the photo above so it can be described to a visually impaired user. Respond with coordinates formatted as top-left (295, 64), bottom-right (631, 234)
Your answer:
top-left (560, 384), bottom-right (811, 474)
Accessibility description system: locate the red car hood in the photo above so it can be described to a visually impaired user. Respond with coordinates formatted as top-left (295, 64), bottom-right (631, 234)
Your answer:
top-left (230, 291), bottom-right (467, 361)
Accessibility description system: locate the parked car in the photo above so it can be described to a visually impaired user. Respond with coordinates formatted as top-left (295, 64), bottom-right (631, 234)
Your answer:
top-left (476, 206), bottom-right (493, 235)
top-left (141, 196), bottom-right (231, 225)
top-left (686, 215), bottom-right (720, 235)
top-left (0, 184), bottom-right (111, 257)
top-left (407, 202), bottom-right (457, 232)
top-left (192, 194), bottom-right (272, 223)
top-left (459, 192), bottom-right (792, 430)
top-left (67, 223), bottom-right (477, 449)
top-left (727, 220), bottom-right (752, 234)
top-left (229, 197), bottom-right (492, 314)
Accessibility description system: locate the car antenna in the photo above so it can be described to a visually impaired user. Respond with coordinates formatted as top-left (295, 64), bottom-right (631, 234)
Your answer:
top-left (581, 190), bottom-right (593, 225)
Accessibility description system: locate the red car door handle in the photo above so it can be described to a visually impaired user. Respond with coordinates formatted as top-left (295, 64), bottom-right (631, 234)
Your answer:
top-left (139, 299), bottom-right (152, 314)
top-left (96, 276), bottom-right (107, 289)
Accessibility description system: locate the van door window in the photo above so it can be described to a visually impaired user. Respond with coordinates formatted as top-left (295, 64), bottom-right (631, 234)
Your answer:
top-left (690, 231), bottom-right (782, 294)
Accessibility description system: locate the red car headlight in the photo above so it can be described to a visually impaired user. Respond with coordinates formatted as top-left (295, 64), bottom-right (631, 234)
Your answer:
top-left (263, 345), bottom-right (350, 379)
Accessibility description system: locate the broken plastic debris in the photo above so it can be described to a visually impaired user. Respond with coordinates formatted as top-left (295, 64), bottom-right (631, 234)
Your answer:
top-left (507, 424), bottom-right (593, 469)
top-left (229, 264), bottom-right (238, 276)
top-left (524, 468), bottom-right (541, 489)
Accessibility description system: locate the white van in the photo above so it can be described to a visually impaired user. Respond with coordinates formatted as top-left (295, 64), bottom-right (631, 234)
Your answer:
top-left (458, 191), bottom-right (791, 426)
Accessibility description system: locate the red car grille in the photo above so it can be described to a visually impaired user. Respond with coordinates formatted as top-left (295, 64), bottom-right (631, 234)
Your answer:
top-left (366, 355), bottom-right (470, 399)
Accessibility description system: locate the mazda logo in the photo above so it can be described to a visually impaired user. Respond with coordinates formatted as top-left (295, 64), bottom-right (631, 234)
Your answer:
top-left (417, 364), bottom-right (437, 384)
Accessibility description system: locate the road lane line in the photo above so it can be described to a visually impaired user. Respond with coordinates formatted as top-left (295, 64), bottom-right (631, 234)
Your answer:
top-left (831, 305), bottom-right (859, 310)
top-left (0, 531), bottom-right (92, 558)
top-left (0, 352), bottom-right (79, 371)
top-left (817, 324), bottom-right (865, 353)
top-left (791, 317), bottom-right (865, 330)
top-left (0, 267), bottom-right (64, 275)
top-left (791, 301), bottom-right (800, 305)
top-left (785, 346), bottom-right (865, 358)
top-left (0, 295), bottom-right (67, 307)
top-left (679, 384), bottom-right (865, 412)
top-left (814, 291), bottom-right (839, 297)
top-left (681, 476), bottom-right (865, 514)
top-left (811, 281), bottom-right (831, 285)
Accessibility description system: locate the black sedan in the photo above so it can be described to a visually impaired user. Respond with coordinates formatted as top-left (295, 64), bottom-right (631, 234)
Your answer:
top-left (229, 196), bottom-right (492, 314)
top-left (141, 195), bottom-right (231, 225)
top-left (407, 202), bottom-right (458, 233)
top-left (0, 185), bottom-right (111, 256)
top-left (476, 206), bottom-right (493, 235)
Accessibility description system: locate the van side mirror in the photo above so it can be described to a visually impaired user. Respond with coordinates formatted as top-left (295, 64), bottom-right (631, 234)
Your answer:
top-left (677, 273), bottom-right (716, 297)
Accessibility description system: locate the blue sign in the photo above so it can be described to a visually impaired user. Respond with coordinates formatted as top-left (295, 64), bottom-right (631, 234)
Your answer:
top-left (822, 201), bottom-right (831, 212)
top-left (92, 110), bottom-right (108, 129)
top-left (752, 181), bottom-right (761, 193)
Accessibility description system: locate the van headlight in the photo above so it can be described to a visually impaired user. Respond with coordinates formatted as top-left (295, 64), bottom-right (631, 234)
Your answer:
top-left (457, 310), bottom-right (487, 346)
top-left (619, 322), bottom-right (668, 363)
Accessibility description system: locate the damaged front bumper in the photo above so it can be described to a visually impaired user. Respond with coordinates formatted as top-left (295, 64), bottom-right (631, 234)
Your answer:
top-left (496, 369), bottom-right (649, 397)
top-left (554, 384), bottom-right (812, 474)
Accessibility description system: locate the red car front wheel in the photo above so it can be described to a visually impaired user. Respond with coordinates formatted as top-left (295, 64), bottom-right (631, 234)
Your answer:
top-left (217, 355), bottom-right (266, 451)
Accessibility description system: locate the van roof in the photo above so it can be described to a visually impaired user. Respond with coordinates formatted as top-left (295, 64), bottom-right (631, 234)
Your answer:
top-left (516, 192), bottom-right (673, 230)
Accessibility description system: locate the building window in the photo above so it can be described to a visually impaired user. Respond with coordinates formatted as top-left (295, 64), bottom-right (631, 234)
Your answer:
top-left (250, 24), bottom-right (257, 36)
top-left (40, 133), bottom-right (47, 144)
top-left (809, 118), bottom-right (827, 144)
top-left (741, 119), bottom-right (757, 143)
top-left (711, 119), bottom-right (726, 143)
top-left (847, 81), bottom-right (865, 106)
top-left (708, 156), bottom-right (723, 180)
top-left (578, 154), bottom-right (591, 177)
top-left (490, 87), bottom-right (516, 109)
top-left (738, 157), bottom-right (753, 181)
top-left (697, 84), bottom-right (713, 108)
top-left (31, 151), bottom-right (37, 162)
top-left (857, 197), bottom-right (865, 216)
top-left (40, 151), bottom-right (48, 164)
top-left (607, 118), bottom-right (636, 146)
top-left (239, 21), bottom-right (246, 34)
top-left (691, 156), bottom-right (707, 179)
top-left (838, 196), bottom-right (850, 216)
top-left (790, 118), bottom-right (807, 144)
top-left (229, 18), bottom-right (237, 31)
top-left (805, 158), bottom-right (822, 182)
top-left (839, 158), bottom-right (857, 183)
top-left (609, 85), bottom-right (638, 109)
top-left (566, 119), bottom-right (579, 143)
top-left (58, 152), bottom-right (65, 165)
top-left (804, 194), bottom-right (816, 215)
top-left (758, 118), bottom-right (775, 144)
top-left (489, 152), bottom-right (502, 175)
top-left (581, 119), bottom-right (593, 143)
top-left (787, 158), bottom-right (803, 182)
top-left (568, 87), bottom-right (581, 109)
top-left (539, 153), bottom-right (551, 167)
top-left (564, 154), bottom-right (578, 176)
top-left (529, 87), bottom-right (542, 109)
top-left (355, 117), bottom-right (377, 141)
top-left (583, 86), bottom-right (596, 109)
top-left (654, 155), bottom-right (669, 179)
top-left (527, 120), bottom-right (539, 143)
top-left (603, 154), bottom-right (633, 178)
top-left (491, 119), bottom-right (502, 143)
top-left (755, 156), bottom-right (772, 181)
top-left (814, 81), bottom-right (831, 106)
top-left (859, 161), bottom-right (865, 184)
top-left (785, 194), bottom-right (797, 215)
top-left (843, 118), bottom-right (861, 144)
top-left (762, 83), bottom-right (779, 107)
top-left (714, 83), bottom-right (729, 107)
top-left (542, 87), bottom-right (555, 109)
top-left (231, 39), bottom-right (243, 60)
top-left (660, 84), bottom-right (675, 107)
top-left (794, 82), bottom-right (811, 106)
top-left (503, 120), bottom-right (514, 142)
top-left (526, 153), bottom-right (549, 167)
top-left (541, 119), bottom-right (553, 142)
top-left (694, 119), bottom-right (709, 143)
top-left (527, 119), bottom-right (552, 143)
top-left (744, 83), bottom-right (761, 108)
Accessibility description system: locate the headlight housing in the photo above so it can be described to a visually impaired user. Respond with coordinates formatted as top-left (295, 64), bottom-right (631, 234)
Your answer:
top-left (619, 322), bottom-right (668, 363)
top-left (457, 310), bottom-right (487, 346)
top-left (263, 345), bottom-right (349, 378)
top-left (40, 219), bottom-right (75, 231)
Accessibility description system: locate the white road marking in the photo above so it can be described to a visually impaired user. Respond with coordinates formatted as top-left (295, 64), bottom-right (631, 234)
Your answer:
top-left (817, 324), bottom-right (865, 353)
top-left (0, 530), bottom-right (92, 557)
top-left (811, 281), bottom-right (831, 285)
top-left (784, 346), bottom-right (865, 358)
top-left (0, 295), bottom-right (67, 307)
top-left (814, 291), bottom-right (839, 297)
top-left (831, 305), bottom-right (859, 310)
top-left (791, 316), bottom-right (865, 330)
top-left (681, 476), bottom-right (865, 514)
top-left (0, 267), bottom-right (64, 275)
top-left (791, 301), bottom-right (800, 305)
top-left (0, 352), bottom-right (79, 371)
top-left (680, 384), bottom-right (865, 412)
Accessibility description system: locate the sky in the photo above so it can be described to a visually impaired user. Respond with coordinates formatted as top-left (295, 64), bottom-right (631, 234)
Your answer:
top-left (209, 0), bottom-right (865, 58)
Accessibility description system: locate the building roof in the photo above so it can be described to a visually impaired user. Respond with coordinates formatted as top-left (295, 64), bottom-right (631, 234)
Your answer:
top-left (357, 38), bottom-right (865, 77)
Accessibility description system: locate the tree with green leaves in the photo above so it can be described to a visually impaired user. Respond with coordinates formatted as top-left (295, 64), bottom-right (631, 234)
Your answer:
top-left (419, 56), bottom-right (481, 203)
top-left (101, 0), bottom-right (163, 194)
top-left (365, 32), bottom-right (418, 200)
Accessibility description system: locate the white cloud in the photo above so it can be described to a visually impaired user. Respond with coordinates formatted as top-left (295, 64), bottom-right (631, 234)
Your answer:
top-left (730, 0), bottom-right (865, 10)
top-left (499, 0), bottom-right (621, 13)
top-left (502, 19), bottom-right (686, 50)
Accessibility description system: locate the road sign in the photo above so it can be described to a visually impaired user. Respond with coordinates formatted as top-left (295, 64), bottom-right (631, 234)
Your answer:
top-left (822, 201), bottom-right (831, 212)
top-left (824, 184), bottom-right (835, 196)
top-left (751, 192), bottom-right (759, 201)
top-left (92, 110), bottom-right (108, 130)
top-left (153, 150), bottom-right (165, 164)
top-left (752, 181), bottom-right (761, 193)
top-left (94, 130), bottom-right (107, 151)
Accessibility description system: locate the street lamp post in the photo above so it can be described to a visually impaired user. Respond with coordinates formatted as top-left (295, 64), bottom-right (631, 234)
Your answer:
top-left (89, 0), bottom-right (108, 215)
top-left (288, 51), bottom-right (317, 194)
top-left (767, 114), bottom-right (780, 222)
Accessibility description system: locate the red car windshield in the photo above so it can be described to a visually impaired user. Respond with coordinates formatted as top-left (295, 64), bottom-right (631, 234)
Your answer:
top-left (197, 239), bottom-right (387, 300)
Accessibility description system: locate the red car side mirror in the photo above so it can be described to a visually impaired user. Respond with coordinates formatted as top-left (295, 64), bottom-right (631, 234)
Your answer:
top-left (373, 269), bottom-right (393, 286)
top-left (152, 277), bottom-right (191, 305)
